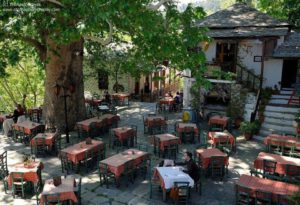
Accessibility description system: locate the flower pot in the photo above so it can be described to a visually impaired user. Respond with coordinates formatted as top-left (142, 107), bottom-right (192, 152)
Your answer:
top-left (244, 132), bottom-right (252, 140)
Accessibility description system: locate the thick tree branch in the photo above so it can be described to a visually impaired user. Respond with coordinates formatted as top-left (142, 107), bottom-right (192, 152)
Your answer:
top-left (147, 0), bottom-right (173, 10)
top-left (41, 0), bottom-right (64, 7)
top-left (84, 20), bottom-right (113, 46)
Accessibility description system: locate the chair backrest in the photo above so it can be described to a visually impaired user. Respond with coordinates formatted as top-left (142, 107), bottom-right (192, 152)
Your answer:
top-left (75, 177), bottom-right (82, 196)
top-left (125, 160), bottom-right (135, 172)
top-left (255, 190), bottom-right (272, 203)
top-left (174, 181), bottom-right (190, 196)
top-left (99, 162), bottom-right (109, 174)
top-left (277, 194), bottom-right (291, 205)
top-left (285, 164), bottom-right (300, 176)
top-left (35, 137), bottom-right (46, 146)
top-left (11, 172), bottom-right (24, 183)
top-left (210, 156), bottom-right (225, 168)
top-left (44, 193), bottom-right (61, 204)
top-left (0, 151), bottom-right (8, 173)
top-left (184, 126), bottom-right (194, 133)
top-left (263, 159), bottom-right (277, 174)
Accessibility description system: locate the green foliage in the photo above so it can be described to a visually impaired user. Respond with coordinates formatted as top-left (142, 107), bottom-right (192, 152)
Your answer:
top-left (258, 0), bottom-right (300, 28)
top-left (239, 121), bottom-right (257, 133)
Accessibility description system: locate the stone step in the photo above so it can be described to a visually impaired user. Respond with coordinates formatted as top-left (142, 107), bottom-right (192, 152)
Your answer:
top-left (264, 111), bottom-right (296, 120)
top-left (265, 105), bottom-right (299, 113)
top-left (245, 104), bottom-right (255, 110)
top-left (281, 88), bottom-right (295, 91)
top-left (263, 117), bottom-right (295, 127)
top-left (260, 123), bottom-right (295, 134)
top-left (271, 95), bottom-right (291, 99)
top-left (259, 127), bottom-right (295, 137)
top-left (269, 99), bottom-right (289, 104)
top-left (280, 90), bottom-right (294, 95)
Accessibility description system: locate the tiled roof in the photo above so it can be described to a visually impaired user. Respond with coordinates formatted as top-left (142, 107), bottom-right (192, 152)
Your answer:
top-left (273, 32), bottom-right (300, 58)
top-left (195, 3), bottom-right (289, 28)
top-left (207, 27), bottom-right (289, 38)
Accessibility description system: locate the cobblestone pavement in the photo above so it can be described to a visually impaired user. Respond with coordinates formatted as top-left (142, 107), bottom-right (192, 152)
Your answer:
top-left (0, 102), bottom-right (264, 205)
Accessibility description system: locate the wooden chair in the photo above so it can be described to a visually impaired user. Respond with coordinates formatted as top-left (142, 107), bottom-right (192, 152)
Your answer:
top-left (210, 156), bottom-right (225, 179)
top-left (195, 165), bottom-right (203, 195)
top-left (0, 150), bottom-right (8, 176)
top-left (44, 193), bottom-right (61, 205)
top-left (284, 164), bottom-right (300, 185)
top-left (290, 146), bottom-right (300, 158)
top-left (173, 181), bottom-right (190, 205)
top-left (269, 139), bottom-right (283, 155)
top-left (149, 162), bottom-right (160, 199)
top-left (254, 190), bottom-right (272, 205)
top-left (137, 155), bottom-right (150, 180)
top-left (199, 130), bottom-right (208, 148)
top-left (84, 149), bottom-right (94, 172)
top-left (182, 126), bottom-right (195, 143)
top-left (11, 172), bottom-right (27, 198)
top-left (54, 134), bottom-right (62, 156)
top-left (0, 169), bottom-right (8, 194)
top-left (75, 177), bottom-right (82, 205)
top-left (216, 135), bottom-right (233, 156)
top-left (151, 118), bottom-right (163, 135)
top-left (60, 152), bottom-right (71, 174)
top-left (235, 184), bottom-right (253, 205)
top-left (35, 179), bottom-right (42, 205)
top-left (33, 137), bottom-right (47, 157)
top-left (153, 136), bottom-right (161, 157)
top-left (77, 125), bottom-right (88, 142)
top-left (276, 194), bottom-right (291, 205)
top-left (89, 122), bottom-right (99, 138)
top-left (143, 116), bottom-right (148, 134)
top-left (130, 125), bottom-right (138, 147)
top-left (123, 160), bottom-right (135, 186)
top-left (262, 159), bottom-right (277, 179)
top-left (99, 162), bottom-right (116, 188)
top-left (163, 140), bottom-right (178, 160)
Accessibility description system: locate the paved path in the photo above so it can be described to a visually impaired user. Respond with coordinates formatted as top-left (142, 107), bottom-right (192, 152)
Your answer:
top-left (0, 102), bottom-right (264, 205)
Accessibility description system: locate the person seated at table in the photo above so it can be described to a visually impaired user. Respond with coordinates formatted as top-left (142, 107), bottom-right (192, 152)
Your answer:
top-left (175, 151), bottom-right (200, 182)
top-left (3, 104), bottom-right (25, 136)
top-left (174, 92), bottom-right (182, 104)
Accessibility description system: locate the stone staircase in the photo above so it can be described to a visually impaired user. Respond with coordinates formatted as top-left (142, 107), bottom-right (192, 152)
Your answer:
top-left (258, 88), bottom-right (299, 137)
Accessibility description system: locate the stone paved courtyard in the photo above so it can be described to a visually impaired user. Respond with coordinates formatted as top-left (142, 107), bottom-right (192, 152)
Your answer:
top-left (0, 102), bottom-right (265, 205)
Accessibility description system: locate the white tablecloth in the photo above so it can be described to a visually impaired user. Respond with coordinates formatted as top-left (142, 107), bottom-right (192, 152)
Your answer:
top-left (156, 167), bottom-right (194, 190)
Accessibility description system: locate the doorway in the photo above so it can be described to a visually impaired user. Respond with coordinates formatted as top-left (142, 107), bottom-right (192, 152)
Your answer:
top-left (281, 59), bottom-right (298, 88)
top-left (215, 42), bottom-right (237, 73)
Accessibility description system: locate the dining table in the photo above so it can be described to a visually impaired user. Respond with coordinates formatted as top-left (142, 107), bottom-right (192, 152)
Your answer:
top-left (100, 149), bottom-right (148, 180)
top-left (195, 148), bottom-right (229, 169)
top-left (111, 126), bottom-right (136, 147)
top-left (12, 120), bottom-right (44, 135)
top-left (150, 133), bottom-right (181, 151)
top-left (39, 176), bottom-right (78, 205)
top-left (236, 174), bottom-right (300, 202)
top-left (76, 114), bottom-right (120, 132)
top-left (60, 139), bottom-right (105, 164)
top-left (208, 115), bottom-right (229, 130)
top-left (153, 166), bottom-right (194, 201)
top-left (30, 132), bottom-right (57, 151)
top-left (264, 134), bottom-right (300, 149)
top-left (253, 152), bottom-right (300, 175)
top-left (208, 131), bottom-right (235, 147)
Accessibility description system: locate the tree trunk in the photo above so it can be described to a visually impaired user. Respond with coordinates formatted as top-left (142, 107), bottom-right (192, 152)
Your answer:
top-left (43, 38), bottom-right (86, 131)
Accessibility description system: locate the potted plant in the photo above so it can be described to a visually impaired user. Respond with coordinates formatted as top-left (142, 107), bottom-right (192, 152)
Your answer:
top-left (257, 105), bottom-right (265, 123)
top-left (295, 110), bottom-right (300, 134)
top-left (252, 120), bottom-right (261, 135)
top-left (239, 121), bottom-right (256, 140)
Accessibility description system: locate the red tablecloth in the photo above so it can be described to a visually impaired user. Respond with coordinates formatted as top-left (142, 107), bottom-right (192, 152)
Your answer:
top-left (113, 127), bottom-right (135, 141)
top-left (150, 134), bottom-right (181, 151)
top-left (196, 148), bottom-right (229, 169)
top-left (40, 176), bottom-right (77, 205)
top-left (61, 140), bottom-right (105, 164)
top-left (12, 121), bottom-right (43, 135)
top-left (254, 152), bottom-right (300, 175)
top-left (100, 149), bottom-right (148, 179)
top-left (159, 97), bottom-right (175, 105)
top-left (236, 175), bottom-right (300, 202)
top-left (76, 114), bottom-right (120, 132)
top-left (208, 116), bottom-right (229, 129)
top-left (264, 134), bottom-right (300, 149)
top-left (111, 93), bottom-right (130, 100)
top-left (145, 116), bottom-right (166, 127)
top-left (30, 133), bottom-right (56, 149)
top-left (7, 161), bottom-right (44, 187)
top-left (208, 131), bottom-right (235, 146)
top-left (176, 123), bottom-right (199, 140)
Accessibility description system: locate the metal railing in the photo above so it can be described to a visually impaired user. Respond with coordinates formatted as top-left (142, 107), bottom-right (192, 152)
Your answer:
top-left (236, 64), bottom-right (261, 91)
top-left (250, 89), bottom-right (261, 122)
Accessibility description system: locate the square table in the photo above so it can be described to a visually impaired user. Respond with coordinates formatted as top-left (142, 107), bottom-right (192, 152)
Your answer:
top-left (76, 114), bottom-right (120, 132)
top-left (30, 132), bottom-right (57, 150)
top-left (7, 161), bottom-right (43, 187)
top-left (60, 139), bottom-right (105, 164)
top-left (154, 167), bottom-right (194, 201)
top-left (112, 127), bottom-right (136, 147)
top-left (176, 123), bottom-right (199, 140)
top-left (100, 149), bottom-right (148, 179)
top-left (208, 116), bottom-right (229, 130)
top-left (159, 97), bottom-right (175, 106)
top-left (13, 120), bottom-right (43, 135)
top-left (208, 131), bottom-right (235, 147)
top-left (236, 175), bottom-right (300, 202)
top-left (39, 176), bottom-right (77, 205)
top-left (151, 133), bottom-right (181, 151)
top-left (264, 134), bottom-right (300, 149)
top-left (144, 116), bottom-right (166, 127)
top-left (196, 148), bottom-right (229, 169)
top-left (254, 152), bottom-right (300, 175)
